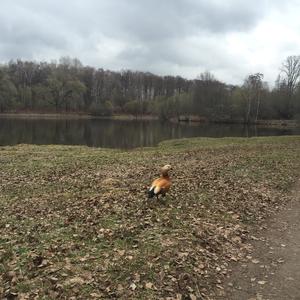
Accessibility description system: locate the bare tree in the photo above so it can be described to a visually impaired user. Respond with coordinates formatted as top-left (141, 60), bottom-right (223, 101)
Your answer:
top-left (281, 55), bottom-right (300, 96)
top-left (243, 73), bottom-right (264, 123)
top-left (280, 56), bottom-right (300, 118)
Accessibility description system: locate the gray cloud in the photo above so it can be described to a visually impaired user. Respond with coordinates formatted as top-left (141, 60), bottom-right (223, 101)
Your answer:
top-left (0, 0), bottom-right (299, 84)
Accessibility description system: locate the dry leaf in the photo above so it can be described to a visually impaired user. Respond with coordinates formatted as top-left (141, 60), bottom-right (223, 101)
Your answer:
top-left (64, 277), bottom-right (85, 286)
top-left (145, 282), bottom-right (153, 289)
top-left (189, 294), bottom-right (197, 300)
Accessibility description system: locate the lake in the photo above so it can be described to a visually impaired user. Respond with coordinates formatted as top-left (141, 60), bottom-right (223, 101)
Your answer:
top-left (0, 117), bottom-right (299, 149)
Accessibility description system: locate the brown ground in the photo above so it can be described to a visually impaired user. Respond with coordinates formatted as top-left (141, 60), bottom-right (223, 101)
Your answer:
top-left (219, 181), bottom-right (300, 300)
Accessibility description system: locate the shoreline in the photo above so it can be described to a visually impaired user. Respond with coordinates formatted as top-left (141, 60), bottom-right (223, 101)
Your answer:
top-left (0, 112), bottom-right (158, 121)
top-left (0, 112), bottom-right (298, 128)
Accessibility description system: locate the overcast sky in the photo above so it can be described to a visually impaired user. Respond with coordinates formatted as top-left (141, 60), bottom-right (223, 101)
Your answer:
top-left (1, 0), bottom-right (300, 85)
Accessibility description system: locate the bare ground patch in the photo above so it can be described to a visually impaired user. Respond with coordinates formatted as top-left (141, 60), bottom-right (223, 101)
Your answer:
top-left (217, 181), bottom-right (300, 300)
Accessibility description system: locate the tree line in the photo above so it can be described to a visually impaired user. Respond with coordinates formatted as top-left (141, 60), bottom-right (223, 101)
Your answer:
top-left (0, 55), bottom-right (299, 122)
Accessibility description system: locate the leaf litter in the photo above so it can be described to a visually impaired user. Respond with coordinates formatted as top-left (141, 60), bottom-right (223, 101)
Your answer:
top-left (0, 137), bottom-right (299, 299)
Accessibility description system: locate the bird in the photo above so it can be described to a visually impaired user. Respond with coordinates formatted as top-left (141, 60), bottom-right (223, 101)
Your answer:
top-left (148, 165), bottom-right (172, 200)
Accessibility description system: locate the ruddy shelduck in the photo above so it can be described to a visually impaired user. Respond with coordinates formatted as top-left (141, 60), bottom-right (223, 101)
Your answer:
top-left (148, 165), bottom-right (172, 200)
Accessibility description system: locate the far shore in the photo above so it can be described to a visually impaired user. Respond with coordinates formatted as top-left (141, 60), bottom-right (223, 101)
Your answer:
top-left (0, 112), bottom-right (158, 120)
top-left (0, 112), bottom-right (299, 128)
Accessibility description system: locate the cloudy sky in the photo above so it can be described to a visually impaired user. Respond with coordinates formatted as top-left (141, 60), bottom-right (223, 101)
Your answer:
top-left (1, 0), bottom-right (300, 85)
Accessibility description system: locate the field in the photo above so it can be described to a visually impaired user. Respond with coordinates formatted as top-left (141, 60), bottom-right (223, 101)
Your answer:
top-left (1, 136), bottom-right (300, 299)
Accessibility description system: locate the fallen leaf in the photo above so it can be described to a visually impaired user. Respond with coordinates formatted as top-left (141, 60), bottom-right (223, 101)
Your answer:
top-left (64, 277), bottom-right (85, 286)
top-left (145, 282), bottom-right (153, 289)
top-left (251, 259), bottom-right (260, 264)
top-left (189, 294), bottom-right (197, 300)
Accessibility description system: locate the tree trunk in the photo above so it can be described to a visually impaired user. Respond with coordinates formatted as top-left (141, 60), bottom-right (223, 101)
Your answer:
top-left (255, 91), bottom-right (260, 122)
top-left (246, 96), bottom-right (251, 123)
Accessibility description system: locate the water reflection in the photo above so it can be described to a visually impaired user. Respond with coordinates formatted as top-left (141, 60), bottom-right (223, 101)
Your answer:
top-left (0, 118), bottom-right (299, 149)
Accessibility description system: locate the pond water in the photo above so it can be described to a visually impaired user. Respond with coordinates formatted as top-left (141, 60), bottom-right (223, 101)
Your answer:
top-left (0, 117), bottom-right (299, 149)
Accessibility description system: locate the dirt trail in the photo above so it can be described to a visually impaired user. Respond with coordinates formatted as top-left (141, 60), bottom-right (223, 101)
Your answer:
top-left (219, 182), bottom-right (300, 300)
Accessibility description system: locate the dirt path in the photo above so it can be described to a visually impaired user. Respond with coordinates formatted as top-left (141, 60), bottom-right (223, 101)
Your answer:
top-left (219, 182), bottom-right (300, 300)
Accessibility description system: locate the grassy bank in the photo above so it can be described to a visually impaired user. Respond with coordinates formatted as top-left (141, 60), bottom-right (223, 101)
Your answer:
top-left (1, 137), bottom-right (300, 299)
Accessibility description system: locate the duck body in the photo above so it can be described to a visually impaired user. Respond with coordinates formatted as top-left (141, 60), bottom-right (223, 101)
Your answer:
top-left (148, 165), bottom-right (172, 200)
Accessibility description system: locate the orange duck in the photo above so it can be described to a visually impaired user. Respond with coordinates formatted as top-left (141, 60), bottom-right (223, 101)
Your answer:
top-left (148, 165), bottom-right (172, 200)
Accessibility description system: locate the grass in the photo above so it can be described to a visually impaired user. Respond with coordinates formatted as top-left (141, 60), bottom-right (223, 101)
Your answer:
top-left (0, 136), bottom-right (300, 299)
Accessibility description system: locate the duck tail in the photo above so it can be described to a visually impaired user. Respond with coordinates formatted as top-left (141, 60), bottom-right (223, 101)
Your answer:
top-left (148, 186), bottom-right (155, 198)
